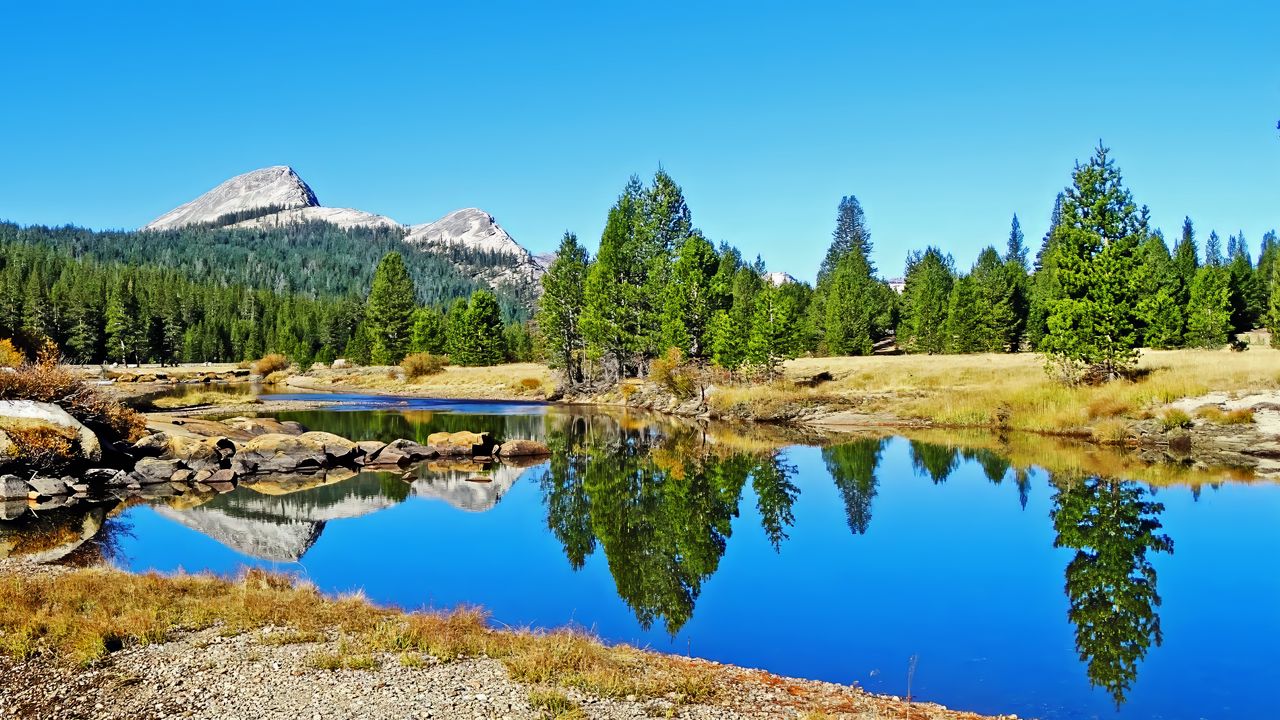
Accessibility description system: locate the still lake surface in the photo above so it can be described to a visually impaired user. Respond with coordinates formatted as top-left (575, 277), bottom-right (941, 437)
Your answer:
top-left (72, 393), bottom-right (1280, 718)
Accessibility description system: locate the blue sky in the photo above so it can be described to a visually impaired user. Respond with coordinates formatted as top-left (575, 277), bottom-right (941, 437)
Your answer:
top-left (1, 1), bottom-right (1276, 281)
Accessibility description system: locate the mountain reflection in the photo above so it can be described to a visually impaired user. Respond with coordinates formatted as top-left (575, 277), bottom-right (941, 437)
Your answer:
top-left (538, 413), bottom-right (797, 634)
top-left (1050, 475), bottom-right (1173, 706)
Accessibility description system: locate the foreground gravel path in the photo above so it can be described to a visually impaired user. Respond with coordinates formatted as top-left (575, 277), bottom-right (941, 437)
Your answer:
top-left (0, 622), bottom-right (1006, 720)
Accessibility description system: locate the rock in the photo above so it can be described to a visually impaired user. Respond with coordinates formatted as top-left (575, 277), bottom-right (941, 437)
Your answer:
top-left (404, 208), bottom-right (545, 288)
top-left (143, 166), bottom-right (320, 231)
top-left (193, 469), bottom-right (213, 482)
top-left (134, 457), bottom-right (183, 485)
top-left (0, 499), bottom-right (26, 520)
top-left (206, 481), bottom-right (235, 494)
top-left (386, 438), bottom-right (438, 461)
top-left (68, 482), bottom-right (89, 494)
top-left (496, 439), bottom-right (550, 457)
top-left (354, 440), bottom-right (387, 465)
top-left (165, 435), bottom-right (235, 463)
top-left (0, 399), bottom-right (102, 463)
top-left (207, 468), bottom-right (236, 484)
top-left (27, 477), bottom-right (69, 497)
top-left (426, 431), bottom-right (494, 457)
top-left (221, 417), bottom-right (306, 438)
top-left (0, 474), bottom-right (28, 499)
top-left (171, 468), bottom-right (194, 483)
top-left (331, 359), bottom-right (350, 369)
top-left (239, 433), bottom-right (329, 473)
top-left (83, 468), bottom-right (129, 487)
top-left (132, 432), bottom-right (170, 457)
top-left (296, 432), bottom-right (359, 462)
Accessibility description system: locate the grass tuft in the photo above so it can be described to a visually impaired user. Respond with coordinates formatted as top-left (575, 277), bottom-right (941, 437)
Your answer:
top-left (1195, 406), bottom-right (1255, 425)
top-left (528, 688), bottom-right (584, 719)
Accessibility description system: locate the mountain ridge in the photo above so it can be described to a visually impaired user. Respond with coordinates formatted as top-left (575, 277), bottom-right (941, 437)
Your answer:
top-left (143, 166), bottom-right (544, 296)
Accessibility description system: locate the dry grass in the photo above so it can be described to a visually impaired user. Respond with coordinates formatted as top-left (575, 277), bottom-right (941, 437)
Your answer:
top-left (765, 348), bottom-right (1280, 435)
top-left (251, 354), bottom-right (290, 376)
top-left (1195, 406), bottom-right (1256, 425)
top-left (401, 353), bottom-right (447, 380)
top-left (150, 391), bottom-right (260, 410)
top-left (0, 341), bottom-right (146, 444)
top-left (528, 688), bottom-right (585, 719)
top-left (0, 567), bottom-right (718, 703)
top-left (301, 363), bottom-right (554, 400)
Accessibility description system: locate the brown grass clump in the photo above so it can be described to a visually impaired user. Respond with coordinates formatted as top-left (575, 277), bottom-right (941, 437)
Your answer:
top-left (0, 340), bottom-right (145, 443)
top-left (401, 353), bottom-right (447, 380)
top-left (263, 370), bottom-right (291, 385)
top-left (4, 426), bottom-right (78, 468)
top-left (649, 348), bottom-right (698, 399)
top-left (528, 688), bottom-right (584, 719)
top-left (1195, 406), bottom-right (1255, 425)
top-left (1159, 409), bottom-right (1193, 432)
top-left (0, 567), bottom-right (719, 703)
top-left (0, 338), bottom-right (25, 368)
top-left (251, 354), bottom-right (290, 376)
top-left (1089, 418), bottom-right (1131, 444)
top-left (150, 391), bottom-right (259, 410)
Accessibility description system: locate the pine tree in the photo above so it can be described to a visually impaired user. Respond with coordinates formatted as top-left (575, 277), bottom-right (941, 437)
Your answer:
top-left (1185, 266), bottom-right (1233, 348)
top-left (582, 180), bottom-right (646, 380)
top-left (823, 251), bottom-right (876, 356)
top-left (1270, 257), bottom-right (1280, 347)
top-left (1204, 231), bottom-right (1223, 267)
top-left (365, 251), bottom-right (417, 364)
top-left (1027, 194), bottom-right (1066, 349)
top-left (105, 276), bottom-right (143, 364)
top-left (897, 247), bottom-right (954, 354)
top-left (965, 247), bottom-right (1017, 352)
top-left (1226, 233), bottom-right (1264, 334)
top-left (746, 282), bottom-right (802, 376)
top-left (1005, 214), bottom-right (1028, 271)
top-left (820, 195), bottom-right (873, 280)
top-left (444, 298), bottom-right (469, 360)
top-left (661, 232), bottom-right (719, 358)
top-left (1042, 145), bottom-right (1144, 382)
top-left (536, 232), bottom-right (589, 384)
top-left (410, 307), bottom-right (447, 354)
top-left (945, 274), bottom-right (981, 352)
top-left (1135, 233), bottom-right (1183, 348)
top-left (454, 290), bottom-right (505, 366)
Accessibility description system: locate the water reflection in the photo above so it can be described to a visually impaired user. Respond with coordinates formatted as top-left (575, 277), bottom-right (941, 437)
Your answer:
top-left (538, 413), bottom-right (797, 633)
top-left (4, 403), bottom-right (1261, 717)
top-left (1051, 475), bottom-right (1173, 706)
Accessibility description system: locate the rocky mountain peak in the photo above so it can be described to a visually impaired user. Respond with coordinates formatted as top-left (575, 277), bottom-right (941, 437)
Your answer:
top-left (143, 166), bottom-right (319, 231)
top-left (405, 208), bottom-right (527, 258)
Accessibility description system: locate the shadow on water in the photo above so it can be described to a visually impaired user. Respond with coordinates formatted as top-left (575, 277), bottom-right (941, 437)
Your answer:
top-left (2, 399), bottom-right (1269, 718)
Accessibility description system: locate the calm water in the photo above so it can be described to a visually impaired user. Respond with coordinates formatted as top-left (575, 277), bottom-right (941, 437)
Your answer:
top-left (12, 394), bottom-right (1280, 718)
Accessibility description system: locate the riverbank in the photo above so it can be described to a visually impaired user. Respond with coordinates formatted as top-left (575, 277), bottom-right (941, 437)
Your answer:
top-left (0, 562), bottom-right (1005, 720)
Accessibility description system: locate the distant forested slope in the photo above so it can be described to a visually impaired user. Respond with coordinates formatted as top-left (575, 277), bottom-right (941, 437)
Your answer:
top-left (0, 220), bottom-right (529, 315)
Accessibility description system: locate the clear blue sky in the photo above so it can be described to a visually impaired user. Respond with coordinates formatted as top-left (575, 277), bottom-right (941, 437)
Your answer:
top-left (2, 1), bottom-right (1276, 281)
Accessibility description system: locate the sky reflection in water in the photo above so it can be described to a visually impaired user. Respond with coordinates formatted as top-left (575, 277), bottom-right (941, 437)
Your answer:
top-left (108, 402), bottom-right (1279, 720)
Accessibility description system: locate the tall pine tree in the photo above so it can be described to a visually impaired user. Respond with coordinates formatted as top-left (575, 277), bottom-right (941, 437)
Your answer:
top-left (365, 251), bottom-right (417, 364)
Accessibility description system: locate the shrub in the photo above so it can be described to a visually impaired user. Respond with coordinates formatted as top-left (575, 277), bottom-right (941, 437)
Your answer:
top-left (649, 347), bottom-right (698, 399)
top-left (401, 353), bottom-right (447, 380)
top-left (1090, 418), bottom-right (1130, 444)
top-left (252, 354), bottom-right (290, 376)
top-left (5, 426), bottom-right (78, 469)
top-left (1159, 409), bottom-right (1192, 432)
top-left (0, 341), bottom-right (145, 442)
top-left (263, 370), bottom-right (290, 385)
top-left (0, 339), bottom-right (24, 368)
top-left (1195, 406), bottom-right (1255, 425)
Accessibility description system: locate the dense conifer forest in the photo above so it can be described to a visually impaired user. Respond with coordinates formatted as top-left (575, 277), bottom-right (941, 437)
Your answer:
top-left (2, 144), bottom-right (1276, 381)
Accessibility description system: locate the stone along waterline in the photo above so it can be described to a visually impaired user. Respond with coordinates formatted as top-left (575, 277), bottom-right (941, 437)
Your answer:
top-left (3, 396), bottom-right (1276, 720)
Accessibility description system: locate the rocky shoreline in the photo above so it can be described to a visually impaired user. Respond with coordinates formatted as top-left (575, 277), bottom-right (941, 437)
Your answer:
top-left (0, 562), bottom-right (1008, 720)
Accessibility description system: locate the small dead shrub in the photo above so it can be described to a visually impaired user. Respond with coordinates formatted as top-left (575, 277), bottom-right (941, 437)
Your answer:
top-left (252, 354), bottom-right (290, 376)
top-left (0, 340), bottom-right (145, 442)
top-left (5, 426), bottom-right (78, 469)
top-left (401, 353), bottom-right (447, 380)
top-left (263, 370), bottom-right (290, 385)
top-left (649, 348), bottom-right (698, 399)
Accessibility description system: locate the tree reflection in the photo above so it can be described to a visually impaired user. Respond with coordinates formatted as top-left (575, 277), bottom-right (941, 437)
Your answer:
top-left (538, 416), bottom-right (797, 634)
top-left (909, 440), bottom-right (959, 483)
top-left (1050, 475), bottom-right (1173, 707)
top-left (821, 438), bottom-right (884, 535)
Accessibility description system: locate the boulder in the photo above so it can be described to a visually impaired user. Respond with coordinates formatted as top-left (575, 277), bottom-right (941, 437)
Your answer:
top-left (0, 400), bottom-right (102, 462)
top-left (133, 457), bottom-right (183, 485)
top-left (497, 439), bottom-right (551, 457)
top-left (27, 477), bottom-right (69, 497)
top-left (296, 432), bottom-right (359, 463)
top-left (0, 499), bottom-right (27, 520)
top-left (332, 359), bottom-right (350, 369)
top-left (221, 417), bottom-right (306, 438)
top-left (386, 438), bottom-right (438, 461)
top-left (354, 440), bottom-right (387, 465)
top-left (426, 431), bottom-right (495, 457)
top-left (239, 433), bottom-right (329, 473)
top-left (83, 468), bottom-right (129, 487)
top-left (165, 435), bottom-right (235, 463)
top-left (0, 474), bottom-right (28, 500)
top-left (132, 432), bottom-right (170, 457)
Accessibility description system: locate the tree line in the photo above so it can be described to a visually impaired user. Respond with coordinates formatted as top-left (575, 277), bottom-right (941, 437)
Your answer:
top-left (539, 149), bottom-right (1279, 389)
top-left (0, 239), bottom-right (533, 368)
